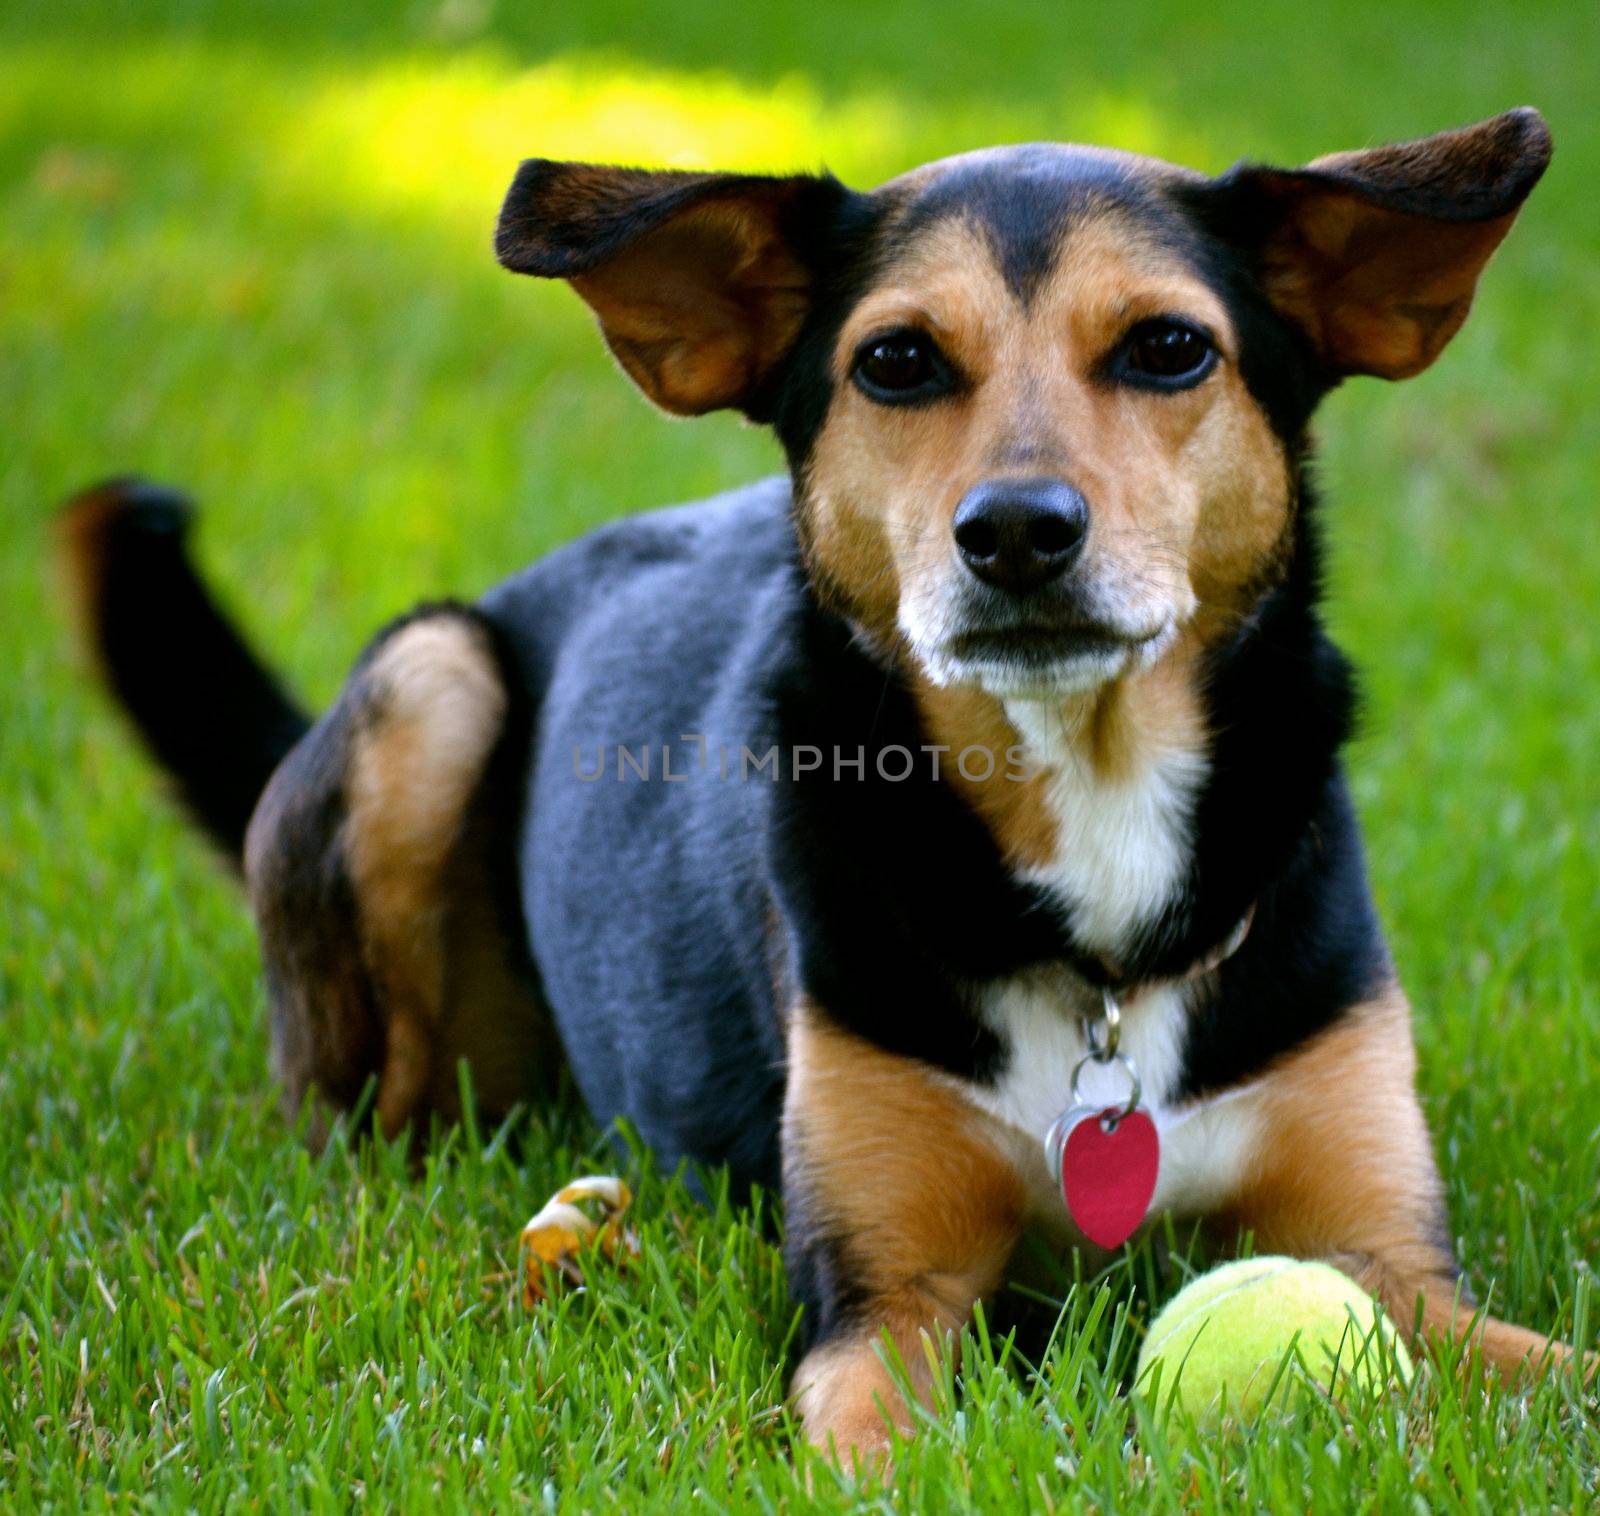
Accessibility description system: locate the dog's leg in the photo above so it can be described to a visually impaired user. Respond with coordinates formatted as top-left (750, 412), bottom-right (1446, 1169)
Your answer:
top-left (1224, 987), bottom-right (1573, 1382)
top-left (782, 1003), bottom-right (1025, 1463)
top-left (245, 607), bottom-right (551, 1143)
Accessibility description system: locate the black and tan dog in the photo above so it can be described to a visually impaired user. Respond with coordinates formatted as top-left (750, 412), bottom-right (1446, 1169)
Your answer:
top-left (64, 107), bottom-right (1577, 1457)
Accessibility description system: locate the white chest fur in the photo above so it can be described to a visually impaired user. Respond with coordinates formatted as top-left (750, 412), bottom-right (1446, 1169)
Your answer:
top-left (1004, 698), bottom-right (1207, 957)
top-left (964, 972), bottom-right (1263, 1241)
top-left (967, 702), bottom-right (1254, 1243)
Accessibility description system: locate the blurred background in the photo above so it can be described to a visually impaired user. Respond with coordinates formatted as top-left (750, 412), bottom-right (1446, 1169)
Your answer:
top-left (1, 0), bottom-right (1596, 1497)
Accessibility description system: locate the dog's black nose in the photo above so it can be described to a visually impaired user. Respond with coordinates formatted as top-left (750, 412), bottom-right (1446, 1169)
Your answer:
top-left (952, 477), bottom-right (1088, 593)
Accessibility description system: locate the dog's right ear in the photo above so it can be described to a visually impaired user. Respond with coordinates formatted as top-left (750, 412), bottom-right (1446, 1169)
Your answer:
top-left (496, 162), bottom-right (854, 417)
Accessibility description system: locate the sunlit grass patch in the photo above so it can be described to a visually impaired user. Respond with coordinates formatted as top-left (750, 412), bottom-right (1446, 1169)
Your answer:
top-left (275, 48), bottom-right (1219, 229)
top-left (4, 38), bottom-right (1220, 250)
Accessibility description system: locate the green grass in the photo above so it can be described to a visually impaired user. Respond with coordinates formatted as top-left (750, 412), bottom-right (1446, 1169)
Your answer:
top-left (3, 0), bottom-right (1598, 1507)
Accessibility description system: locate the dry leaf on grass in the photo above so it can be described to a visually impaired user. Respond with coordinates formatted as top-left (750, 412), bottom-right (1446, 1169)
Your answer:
top-left (520, 1174), bottom-right (640, 1306)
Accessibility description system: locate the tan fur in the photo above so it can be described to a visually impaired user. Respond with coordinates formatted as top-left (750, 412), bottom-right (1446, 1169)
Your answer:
top-left (426, 830), bottom-right (556, 1123)
top-left (342, 619), bottom-right (509, 1136)
top-left (914, 640), bottom-right (1210, 869)
top-left (53, 483), bottom-right (120, 674)
top-left (1228, 987), bottom-right (1569, 1381)
top-left (801, 210), bottom-right (1290, 655)
top-left (244, 764), bottom-right (385, 1140)
top-left (798, 207), bottom-right (1289, 827)
top-left (244, 613), bottom-right (550, 1146)
top-left (785, 1002), bottom-right (1026, 1455)
top-left (1079, 644), bottom-right (1211, 779)
top-left (1251, 110), bottom-right (1550, 380)
top-left (1258, 198), bottom-right (1518, 380)
top-left (912, 679), bottom-right (1057, 868)
top-left (570, 199), bottom-right (812, 415)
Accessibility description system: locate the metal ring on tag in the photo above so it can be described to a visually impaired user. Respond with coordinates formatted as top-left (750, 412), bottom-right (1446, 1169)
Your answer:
top-left (1081, 986), bottom-right (1122, 1061)
top-left (1043, 1108), bottom-right (1071, 1173)
top-left (1069, 1049), bottom-right (1142, 1124)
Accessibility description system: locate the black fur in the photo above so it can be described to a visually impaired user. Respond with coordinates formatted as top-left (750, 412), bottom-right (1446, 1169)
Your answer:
top-left (62, 479), bottom-right (309, 860)
top-left (495, 163), bottom-right (849, 284)
top-left (894, 146), bottom-right (1149, 304)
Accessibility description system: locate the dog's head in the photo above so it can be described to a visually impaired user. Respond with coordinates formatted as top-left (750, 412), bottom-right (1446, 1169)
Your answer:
top-left (497, 111), bottom-right (1550, 698)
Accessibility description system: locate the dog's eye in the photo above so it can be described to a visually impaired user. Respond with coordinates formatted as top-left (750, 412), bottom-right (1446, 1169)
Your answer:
top-left (852, 330), bottom-right (950, 404)
top-left (1118, 318), bottom-right (1217, 389)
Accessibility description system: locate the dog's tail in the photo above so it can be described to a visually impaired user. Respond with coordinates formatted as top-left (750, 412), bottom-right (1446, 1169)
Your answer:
top-left (56, 478), bottom-right (311, 864)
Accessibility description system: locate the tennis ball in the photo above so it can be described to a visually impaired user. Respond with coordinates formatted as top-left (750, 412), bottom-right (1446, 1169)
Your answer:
top-left (1135, 1256), bottom-right (1413, 1426)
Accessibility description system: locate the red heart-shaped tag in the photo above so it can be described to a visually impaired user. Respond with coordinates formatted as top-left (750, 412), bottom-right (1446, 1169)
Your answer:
top-left (1061, 1107), bottom-right (1160, 1249)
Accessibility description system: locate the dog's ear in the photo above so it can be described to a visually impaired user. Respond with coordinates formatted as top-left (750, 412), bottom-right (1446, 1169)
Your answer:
top-left (495, 162), bottom-right (852, 416)
top-left (1209, 108), bottom-right (1552, 379)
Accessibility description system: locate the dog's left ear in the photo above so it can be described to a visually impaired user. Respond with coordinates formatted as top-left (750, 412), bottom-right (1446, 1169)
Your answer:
top-left (1209, 108), bottom-right (1552, 379)
top-left (495, 162), bottom-right (852, 416)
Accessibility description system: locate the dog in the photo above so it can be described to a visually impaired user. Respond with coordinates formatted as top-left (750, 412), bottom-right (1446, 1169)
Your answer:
top-left (63, 107), bottom-right (1576, 1460)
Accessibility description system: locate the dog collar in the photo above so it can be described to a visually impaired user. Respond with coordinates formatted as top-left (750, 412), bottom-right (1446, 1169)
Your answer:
top-left (1080, 903), bottom-right (1255, 1003)
top-left (1045, 906), bottom-right (1254, 1248)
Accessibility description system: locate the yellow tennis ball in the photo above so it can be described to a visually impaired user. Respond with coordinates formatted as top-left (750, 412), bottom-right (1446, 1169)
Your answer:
top-left (1135, 1256), bottom-right (1413, 1425)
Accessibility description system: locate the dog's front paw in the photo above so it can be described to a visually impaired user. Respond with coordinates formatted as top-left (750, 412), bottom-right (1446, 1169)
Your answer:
top-left (792, 1337), bottom-right (913, 1473)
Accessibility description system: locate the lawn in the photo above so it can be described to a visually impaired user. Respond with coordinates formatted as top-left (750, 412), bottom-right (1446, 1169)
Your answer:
top-left (2, 0), bottom-right (1597, 1507)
